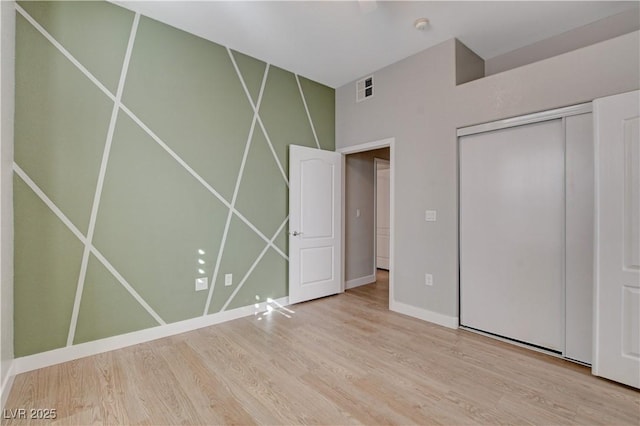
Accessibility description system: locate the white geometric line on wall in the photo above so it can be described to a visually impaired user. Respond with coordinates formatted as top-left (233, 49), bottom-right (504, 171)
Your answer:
top-left (204, 60), bottom-right (271, 316)
top-left (15, 4), bottom-right (116, 103)
top-left (13, 164), bottom-right (166, 326)
top-left (13, 165), bottom-right (86, 244)
top-left (257, 117), bottom-right (289, 185)
top-left (118, 104), bottom-right (229, 206)
top-left (67, 12), bottom-right (141, 347)
top-left (296, 74), bottom-right (321, 150)
top-left (88, 247), bottom-right (165, 326)
top-left (234, 210), bottom-right (287, 260)
top-left (221, 215), bottom-right (290, 312)
top-left (227, 47), bottom-right (289, 187)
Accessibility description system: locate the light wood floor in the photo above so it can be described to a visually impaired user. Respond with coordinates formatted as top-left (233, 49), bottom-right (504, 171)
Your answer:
top-left (4, 270), bottom-right (639, 425)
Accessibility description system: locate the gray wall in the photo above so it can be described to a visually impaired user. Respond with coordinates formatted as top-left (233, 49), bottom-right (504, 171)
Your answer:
top-left (336, 32), bottom-right (640, 320)
top-left (455, 40), bottom-right (484, 85)
top-left (0, 0), bottom-right (15, 404)
top-left (486, 11), bottom-right (640, 76)
top-left (345, 147), bottom-right (389, 282)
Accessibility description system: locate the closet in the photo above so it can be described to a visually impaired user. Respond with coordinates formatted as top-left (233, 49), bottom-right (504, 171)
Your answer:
top-left (459, 104), bottom-right (593, 364)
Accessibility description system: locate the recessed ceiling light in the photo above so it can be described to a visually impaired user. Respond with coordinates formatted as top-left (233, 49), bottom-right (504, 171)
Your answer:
top-left (414, 18), bottom-right (430, 31)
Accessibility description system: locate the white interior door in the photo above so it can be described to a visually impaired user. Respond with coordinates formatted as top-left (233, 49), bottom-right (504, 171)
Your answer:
top-left (289, 145), bottom-right (342, 304)
top-left (376, 160), bottom-right (390, 270)
top-left (593, 90), bottom-right (640, 388)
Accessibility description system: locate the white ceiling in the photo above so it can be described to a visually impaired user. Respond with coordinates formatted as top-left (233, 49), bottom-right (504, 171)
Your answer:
top-left (113, 1), bottom-right (640, 88)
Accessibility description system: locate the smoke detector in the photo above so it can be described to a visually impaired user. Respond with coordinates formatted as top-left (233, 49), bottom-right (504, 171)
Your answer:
top-left (414, 18), bottom-right (429, 31)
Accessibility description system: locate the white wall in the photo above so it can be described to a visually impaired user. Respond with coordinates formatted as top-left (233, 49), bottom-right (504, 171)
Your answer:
top-left (345, 148), bottom-right (389, 283)
top-left (336, 32), bottom-right (640, 323)
top-left (0, 0), bottom-right (15, 406)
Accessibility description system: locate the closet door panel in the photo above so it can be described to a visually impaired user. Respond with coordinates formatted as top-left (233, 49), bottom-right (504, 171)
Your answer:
top-left (460, 119), bottom-right (564, 351)
top-left (565, 113), bottom-right (594, 364)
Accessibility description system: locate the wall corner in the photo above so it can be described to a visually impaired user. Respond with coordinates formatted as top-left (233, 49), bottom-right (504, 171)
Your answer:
top-left (455, 39), bottom-right (485, 85)
top-left (0, 0), bottom-right (16, 406)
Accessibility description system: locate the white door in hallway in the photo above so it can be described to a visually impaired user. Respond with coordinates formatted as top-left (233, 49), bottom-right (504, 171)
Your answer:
top-left (289, 145), bottom-right (342, 304)
top-left (376, 159), bottom-right (390, 270)
top-left (593, 90), bottom-right (640, 389)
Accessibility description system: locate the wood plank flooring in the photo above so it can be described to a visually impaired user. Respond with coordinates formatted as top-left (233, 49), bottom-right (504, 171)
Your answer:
top-left (4, 270), bottom-right (639, 425)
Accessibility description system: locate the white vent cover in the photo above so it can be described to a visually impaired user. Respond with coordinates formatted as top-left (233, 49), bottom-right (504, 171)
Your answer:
top-left (356, 75), bottom-right (373, 102)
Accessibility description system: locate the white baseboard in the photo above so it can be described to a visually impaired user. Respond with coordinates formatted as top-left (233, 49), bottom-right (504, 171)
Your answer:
top-left (346, 273), bottom-right (376, 289)
top-left (13, 297), bottom-right (289, 375)
top-left (1, 361), bottom-right (15, 409)
top-left (390, 300), bottom-right (459, 329)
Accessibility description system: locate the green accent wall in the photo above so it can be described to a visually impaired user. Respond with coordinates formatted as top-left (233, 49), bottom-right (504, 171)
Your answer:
top-left (259, 66), bottom-right (319, 175)
top-left (18, 1), bottom-right (134, 93)
top-left (207, 217), bottom-right (265, 315)
top-left (14, 1), bottom-right (335, 357)
top-left (233, 50), bottom-right (268, 105)
top-left (14, 176), bottom-right (82, 356)
top-left (74, 255), bottom-right (158, 345)
top-left (15, 12), bottom-right (113, 235)
top-left (122, 16), bottom-right (254, 202)
top-left (235, 125), bottom-right (288, 239)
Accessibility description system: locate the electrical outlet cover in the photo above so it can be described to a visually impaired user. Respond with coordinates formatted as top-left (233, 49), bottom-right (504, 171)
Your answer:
top-left (195, 277), bottom-right (208, 291)
top-left (425, 210), bottom-right (437, 221)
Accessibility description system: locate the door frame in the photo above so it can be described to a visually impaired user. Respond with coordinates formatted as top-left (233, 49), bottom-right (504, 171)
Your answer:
top-left (374, 158), bottom-right (390, 272)
top-left (337, 138), bottom-right (395, 308)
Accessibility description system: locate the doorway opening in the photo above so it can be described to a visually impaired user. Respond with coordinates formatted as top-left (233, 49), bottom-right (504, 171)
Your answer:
top-left (338, 138), bottom-right (395, 308)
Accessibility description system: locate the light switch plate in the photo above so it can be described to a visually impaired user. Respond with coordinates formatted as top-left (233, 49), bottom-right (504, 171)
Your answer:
top-left (195, 277), bottom-right (208, 291)
top-left (425, 210), bottom-right (437, 222)
top-left (425, 273), bottom-right (433, 286)
top-left (225, 273), bottom-right (233, 286)
top-left (356, 208), bottom-right (361, 218)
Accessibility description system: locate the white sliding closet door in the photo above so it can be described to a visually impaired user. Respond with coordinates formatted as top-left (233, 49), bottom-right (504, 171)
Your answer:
top-left (460, 119), bottom-right (565, 351)
top-left (565, 113), bottom-right (594, 364)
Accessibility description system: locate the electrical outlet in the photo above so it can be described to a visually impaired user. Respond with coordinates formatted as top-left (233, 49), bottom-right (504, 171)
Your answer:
top-left (195, 277), bottom-right (208, 291)
top-left (225, 273), bottom-right (233, 286)
top-left (425, 273), bottom-right (433, 286)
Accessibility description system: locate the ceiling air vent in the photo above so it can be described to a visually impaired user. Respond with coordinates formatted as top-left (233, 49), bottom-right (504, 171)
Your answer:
top-left (356, 75), bottom-right (374, 102)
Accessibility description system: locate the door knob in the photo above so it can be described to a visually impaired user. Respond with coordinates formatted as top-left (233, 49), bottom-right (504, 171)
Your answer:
top-left (290, 231), bottom-right (303, 236)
